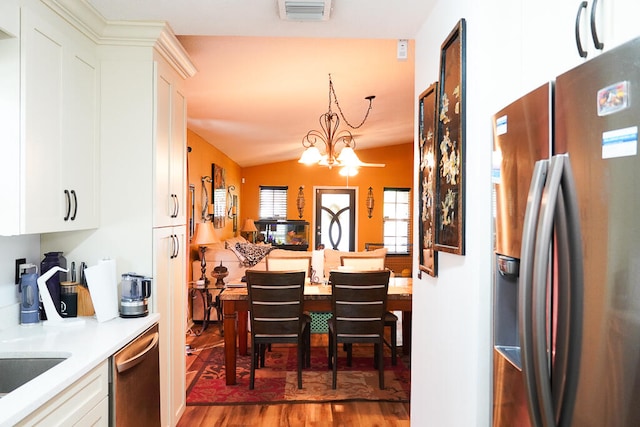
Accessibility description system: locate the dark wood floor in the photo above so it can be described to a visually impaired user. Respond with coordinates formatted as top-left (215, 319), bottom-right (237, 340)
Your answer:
top-left (178, 320), bottom-right (411, 426)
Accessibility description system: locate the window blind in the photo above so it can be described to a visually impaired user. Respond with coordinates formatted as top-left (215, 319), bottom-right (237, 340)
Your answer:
top-left (259, 186), bottom-right (288, 219)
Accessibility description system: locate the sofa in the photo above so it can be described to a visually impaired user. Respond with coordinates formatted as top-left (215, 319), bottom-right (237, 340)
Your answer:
top-left (191, 236), bottom-right (388, 284)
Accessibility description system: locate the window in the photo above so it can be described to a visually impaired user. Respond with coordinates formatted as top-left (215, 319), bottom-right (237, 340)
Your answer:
top-left (259, 186), bottom-right (287, 219)
top-left (383, 188), bottom-right (411, 254)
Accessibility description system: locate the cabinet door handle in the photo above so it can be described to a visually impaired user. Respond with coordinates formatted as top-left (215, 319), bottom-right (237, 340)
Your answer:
top-left (575, 1), bottom-right (588, 58)
top-left (171, 194), bottom-right (179, 218)
top-left (64, 190), bottom-right (71, 221)
top-left (590, 0), bottom-right (604, 49)
top-left (70, 190), bottom-right (78, 221)
top-left (169, 234), bottom-right (179, 259)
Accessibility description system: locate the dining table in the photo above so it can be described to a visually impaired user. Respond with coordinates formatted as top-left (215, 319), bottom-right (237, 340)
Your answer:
top-left (220, 277), bottom-right (412, 385)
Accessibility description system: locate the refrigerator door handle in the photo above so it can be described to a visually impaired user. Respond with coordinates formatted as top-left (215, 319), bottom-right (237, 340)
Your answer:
top-left (532, 155), bottom-right (566, 427)
top-left (555, 155), bottom-right (585, 426)
top-left (531, 154), bottom-right (585, 427)
top-left (574, 1), bottom-right (588, 58)
top-left (519, 159), bottom-right (549, 427)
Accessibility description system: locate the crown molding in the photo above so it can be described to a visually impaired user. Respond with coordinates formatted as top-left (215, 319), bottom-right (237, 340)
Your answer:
top-left (42, 0), bottom-right (196, 79)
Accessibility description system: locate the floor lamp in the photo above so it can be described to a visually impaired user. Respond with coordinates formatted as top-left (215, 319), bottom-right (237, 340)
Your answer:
top-left (192, 221), bottom-right (220, 285)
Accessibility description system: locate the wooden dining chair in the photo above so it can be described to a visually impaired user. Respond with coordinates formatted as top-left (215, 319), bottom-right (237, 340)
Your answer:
top-left (266, 256), bottom-right (312, 281)
top-left (246, 270), bottom-right (308, 389)
top-left (327, 270), bottom-right (391, 389)
top-left (339, 256), bottom-right (398, 366)
top-left (265, 256), bottom-right (312, 367)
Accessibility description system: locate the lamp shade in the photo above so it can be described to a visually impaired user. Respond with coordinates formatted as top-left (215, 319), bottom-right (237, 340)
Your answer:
top-left (336, 146), bottom-right (362, 166)
top-left (298, 146), bottom-right (322, 164)
top-left (241, 218), bottom-right (258, 232)
top-left (192, 221), bottom-right (220, 246)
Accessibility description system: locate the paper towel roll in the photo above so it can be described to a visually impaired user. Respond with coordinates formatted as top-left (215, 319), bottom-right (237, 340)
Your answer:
top-left (311, 250), bottom-right (324, 283)
top-left (84, 259), bottom-right (119, 322)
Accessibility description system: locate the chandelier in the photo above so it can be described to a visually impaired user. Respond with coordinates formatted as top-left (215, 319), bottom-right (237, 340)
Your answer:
top-left (298, 74), bottom-right (384, 176)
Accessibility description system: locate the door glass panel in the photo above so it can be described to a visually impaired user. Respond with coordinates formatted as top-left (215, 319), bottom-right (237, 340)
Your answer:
top-left (315, 189), bottom-right (355, 251)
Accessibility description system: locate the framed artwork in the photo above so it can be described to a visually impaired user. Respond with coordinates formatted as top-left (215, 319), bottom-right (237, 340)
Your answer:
top-left (434, 18), bottom-right (466, 255)
top-left (212, 164), bottom-right (226, 228)
top-left (418, 82), bottom-right (439, 277)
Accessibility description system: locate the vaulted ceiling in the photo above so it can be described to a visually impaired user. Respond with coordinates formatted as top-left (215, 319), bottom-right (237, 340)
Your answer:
top-left (87, 0), bottom-right (436, 167)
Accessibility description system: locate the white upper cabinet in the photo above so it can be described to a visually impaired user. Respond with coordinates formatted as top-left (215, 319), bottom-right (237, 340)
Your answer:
top-left (153, 59), bottom-right (187, 228)
top-left (602, 0), bottom-right (640, 49)
top-left (0, 0), bottom-right (18, 38)
top-left (521, 0), bottom-right (588, 89)
top-left (521, 0), bottom-right (640, 91)
top-left (0, 3), bottom-right (98, 235)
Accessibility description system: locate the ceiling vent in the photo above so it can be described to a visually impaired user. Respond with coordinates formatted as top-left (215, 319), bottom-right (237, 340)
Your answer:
top-left (278, 0), bottom-right (332, 21)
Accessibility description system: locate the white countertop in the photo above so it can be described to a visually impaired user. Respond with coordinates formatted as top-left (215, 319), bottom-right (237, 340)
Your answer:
top-left (0, 314), bottom-right (160, 427)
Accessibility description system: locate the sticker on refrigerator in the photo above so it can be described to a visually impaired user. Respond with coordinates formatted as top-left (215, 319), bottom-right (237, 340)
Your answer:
top-left (602, 126), bottom-right (638, 159)
top-left (491, 150), bottom-right (502, 183)
top-left (495, 115), bottom-right (507, 136)
top-left (597, 81), bottom-right (630, 116)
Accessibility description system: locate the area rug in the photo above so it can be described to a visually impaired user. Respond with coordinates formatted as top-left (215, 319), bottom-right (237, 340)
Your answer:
top-left (186, 345), bottom-right (410, 405)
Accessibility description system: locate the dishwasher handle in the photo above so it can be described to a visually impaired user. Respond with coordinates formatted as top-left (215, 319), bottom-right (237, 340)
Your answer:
top-left (116, 332), bottom-right (159, 374)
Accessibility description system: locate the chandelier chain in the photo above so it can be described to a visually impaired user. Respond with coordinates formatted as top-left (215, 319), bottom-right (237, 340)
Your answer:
top-left (329, 75), bottom-right (374, 130)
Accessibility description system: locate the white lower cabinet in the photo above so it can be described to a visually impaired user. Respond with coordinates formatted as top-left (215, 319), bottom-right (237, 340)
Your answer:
top-left (16, 361), bottom-right (108, 426)
top-left (154, 226), bottom-right (187, 427)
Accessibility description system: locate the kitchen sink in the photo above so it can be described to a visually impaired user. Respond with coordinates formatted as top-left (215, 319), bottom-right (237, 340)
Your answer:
top-left (0, 354), bottom-right (69, 397)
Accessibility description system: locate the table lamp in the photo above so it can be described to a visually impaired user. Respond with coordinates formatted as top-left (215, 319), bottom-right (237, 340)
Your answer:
top-left (192, 221), bottom-right (220, 285)
top-left (241, 218), bottom-right (258, 243)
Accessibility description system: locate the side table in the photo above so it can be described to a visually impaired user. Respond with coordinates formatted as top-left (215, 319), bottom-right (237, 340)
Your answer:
top-left (190, 282), bottom-right (225, 336)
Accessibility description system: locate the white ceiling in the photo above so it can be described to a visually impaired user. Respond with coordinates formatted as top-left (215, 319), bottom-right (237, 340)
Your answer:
top-left (87, 0), bottom-right (436, 167)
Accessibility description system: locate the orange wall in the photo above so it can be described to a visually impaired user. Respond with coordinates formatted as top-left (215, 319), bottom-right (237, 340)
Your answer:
top-left (187, 129), bottom-right (242, 252)
top-left (187, 129), bottom-right (413, 281)
top-left (240, 143), bottom-right (413, 251)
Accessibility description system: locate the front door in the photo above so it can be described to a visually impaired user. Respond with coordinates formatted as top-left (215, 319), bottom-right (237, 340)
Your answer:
top-left (314, 188), bottom-right (356, 251)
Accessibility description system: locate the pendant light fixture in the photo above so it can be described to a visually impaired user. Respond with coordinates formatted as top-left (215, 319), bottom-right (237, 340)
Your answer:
top-left (298, 74), bottom-right (385, 175)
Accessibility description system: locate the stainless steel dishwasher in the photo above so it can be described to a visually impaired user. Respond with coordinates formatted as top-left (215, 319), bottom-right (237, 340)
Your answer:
top-left (110, 323), bottom-right (160, 426)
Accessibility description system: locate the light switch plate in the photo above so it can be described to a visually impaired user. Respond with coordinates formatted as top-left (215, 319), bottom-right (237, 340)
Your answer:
top-left (397, 39), bottom-right (408, 60)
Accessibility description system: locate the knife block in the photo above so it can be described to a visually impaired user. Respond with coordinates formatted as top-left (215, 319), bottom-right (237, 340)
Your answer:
top-left (76, 285), bottom-right (95, 316)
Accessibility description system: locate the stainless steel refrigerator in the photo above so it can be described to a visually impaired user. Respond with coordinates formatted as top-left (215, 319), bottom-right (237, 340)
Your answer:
top-left (492, 82), bottom-right (551, 427)
top-left (492, 36), bottom-right (640, 427)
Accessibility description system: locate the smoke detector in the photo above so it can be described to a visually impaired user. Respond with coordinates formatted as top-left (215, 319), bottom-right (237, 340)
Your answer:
top-left (278, 0), bottom-right (332, 21)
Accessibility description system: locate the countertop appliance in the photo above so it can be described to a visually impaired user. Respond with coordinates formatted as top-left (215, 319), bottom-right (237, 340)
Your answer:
top-left (20, 272), bottom-right (40, 325)
top-left (111, 323), bottom-right (160, 426)
top-left (119, 273), bottom-right (152, 318)
top-left (492, 36), bottom-right (640, 427)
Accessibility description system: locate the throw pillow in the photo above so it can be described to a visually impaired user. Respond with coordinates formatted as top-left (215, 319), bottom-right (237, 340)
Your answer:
top-left (235, 242), bottom-right (274, 267)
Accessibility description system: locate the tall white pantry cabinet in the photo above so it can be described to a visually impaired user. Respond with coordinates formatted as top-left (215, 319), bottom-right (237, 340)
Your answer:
top-left (92, 33), bottom-right (195, 427)
top-left (35, 2), bottom-right (197, 426)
